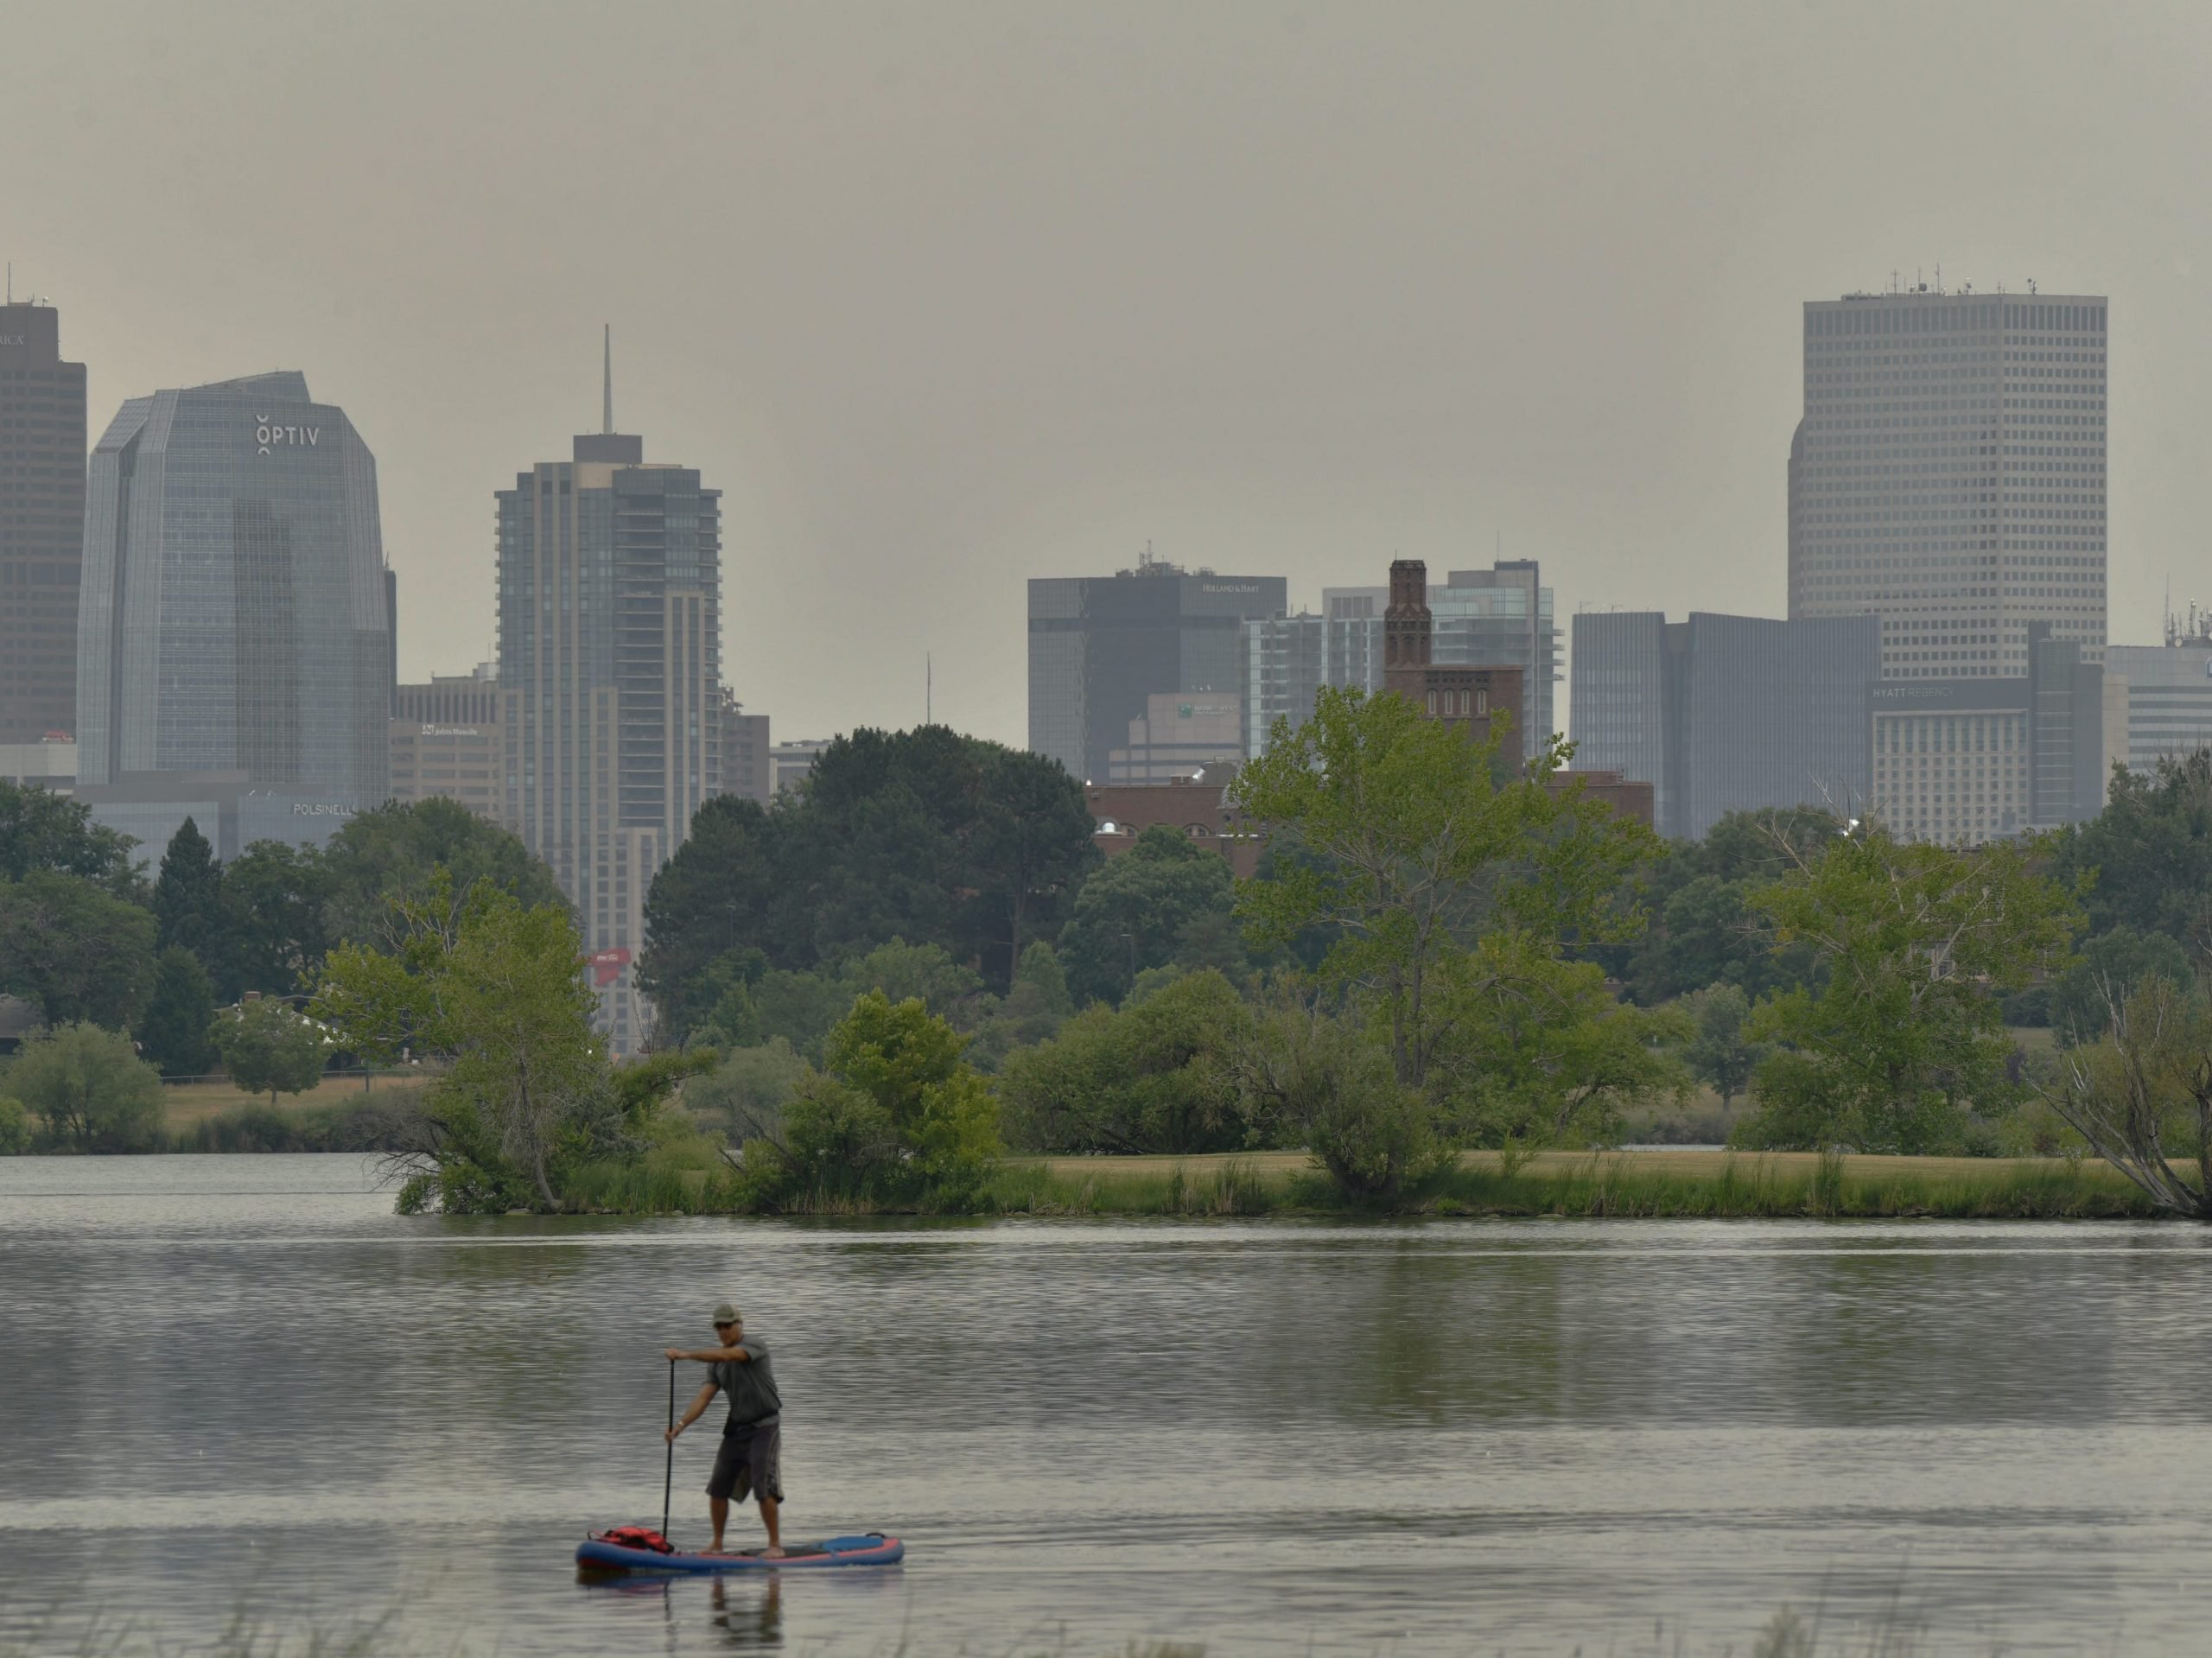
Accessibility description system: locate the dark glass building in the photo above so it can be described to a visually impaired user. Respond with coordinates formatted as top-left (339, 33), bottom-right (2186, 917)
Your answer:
top-left (0, 301), bottom-right (87, 743)
top-left (1029, 555), bottom-right (1286, 784)
top-left (75, 372), bottom-right (391, 856)
top-left (1570, 611), bottom-right (1878, 842)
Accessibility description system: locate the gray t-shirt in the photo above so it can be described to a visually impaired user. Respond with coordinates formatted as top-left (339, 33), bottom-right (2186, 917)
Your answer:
top-left (709, 1335), bottom-right (782, 1428)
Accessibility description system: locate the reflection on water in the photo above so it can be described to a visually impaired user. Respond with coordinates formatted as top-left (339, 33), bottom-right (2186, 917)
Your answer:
top-left (3, 1155), bottom-right (2211, 1655)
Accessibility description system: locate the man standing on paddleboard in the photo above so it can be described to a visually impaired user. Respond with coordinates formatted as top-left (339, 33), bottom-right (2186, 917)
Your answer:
top-left (665, 1303), bottom-right (784, 1557)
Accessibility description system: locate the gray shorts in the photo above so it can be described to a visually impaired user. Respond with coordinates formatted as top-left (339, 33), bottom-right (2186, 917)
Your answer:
top-left (707, 1420), bottom-right (783, 1505)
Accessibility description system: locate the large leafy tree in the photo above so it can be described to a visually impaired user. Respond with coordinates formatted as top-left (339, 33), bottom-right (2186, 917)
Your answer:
top-left (998, 969), bottom-right (1250, 1154)
top-left (1059, 826), bottom-right (1236, 1006)
top-left (314, 875), bottom-right (609, 1212)
top-left (639, 727), bottom-right (1096, 1040)
top-left (212, 997), bottom-right (331, 1106)
top-left (1612, 809), bottom-right (1842, 1004)
top-left (0, 778), bottom-right (142, 898)
top-left (1233, 686), bottom-right (1654, 1091)
top-left (2048, 753), bottom-right (2212, 950)
top-left (7, 1022), bottom-right (166, 1153)
top-left (222, 842), bottom-right (338, 996)
top-left (0, 871), bottom-right (158, 1029)
top-left (319, 798), bottom-right (567, 947)
top-left (1738, 829), bottom-right (2082, 1153)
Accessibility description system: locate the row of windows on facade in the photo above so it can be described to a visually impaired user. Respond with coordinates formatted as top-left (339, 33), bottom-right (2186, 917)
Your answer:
top-left (1808, 302), bottom-right (2106, 336)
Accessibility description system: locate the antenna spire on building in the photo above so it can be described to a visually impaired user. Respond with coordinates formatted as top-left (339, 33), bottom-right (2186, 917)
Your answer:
top-left (601, 324), bottom-right (613, 435)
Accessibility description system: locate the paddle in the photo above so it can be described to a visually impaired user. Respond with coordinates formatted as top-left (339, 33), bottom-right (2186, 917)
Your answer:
top-left (662, 1357), bottom-right (676, 1542)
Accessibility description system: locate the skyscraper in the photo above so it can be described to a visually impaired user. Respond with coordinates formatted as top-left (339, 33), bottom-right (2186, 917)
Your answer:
top-left (1029, 554), bottom-right (1286, 784)
top-left (496, 350), bottom-right (722, 1051)
top-left (74, 372), bottom-right (391, 857)
top-left (0, 296), bottom-right (87, 743)
top-left (1789, 284), bottom-right (2107, 840)
top-left (1790, 285), bottom-right (2107, 674)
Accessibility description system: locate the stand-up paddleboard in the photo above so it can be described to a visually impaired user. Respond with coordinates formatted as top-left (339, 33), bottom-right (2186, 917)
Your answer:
top-left (577, 1531), bottom-right (904, 1574)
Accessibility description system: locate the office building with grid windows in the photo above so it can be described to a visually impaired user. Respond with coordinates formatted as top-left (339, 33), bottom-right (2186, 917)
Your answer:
top-left (1789, 285), bottom-right (2107, 841)
top-left (0, 301), bottom-right (87, 745)
top-left (74, 372), bottom-right (391, 859)
top-left (496, 417), bottom-right (722, 1054)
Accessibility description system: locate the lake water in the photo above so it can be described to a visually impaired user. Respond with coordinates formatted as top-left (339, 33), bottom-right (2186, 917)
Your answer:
top-left (3, 1155), bottom-right (2211, 1656)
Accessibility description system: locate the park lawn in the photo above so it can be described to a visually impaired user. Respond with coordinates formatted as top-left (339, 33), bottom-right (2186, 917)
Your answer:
top-left (161, 1071), bottom-right (430, 1131)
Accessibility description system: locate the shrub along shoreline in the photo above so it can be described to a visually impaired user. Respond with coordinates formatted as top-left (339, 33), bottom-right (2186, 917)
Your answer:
top-left (559, 1147), bottom-right (2164, 1221)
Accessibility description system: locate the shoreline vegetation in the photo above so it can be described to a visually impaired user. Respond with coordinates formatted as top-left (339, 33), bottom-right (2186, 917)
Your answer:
top-left (561, 1147), bottom-right (2165, 1222)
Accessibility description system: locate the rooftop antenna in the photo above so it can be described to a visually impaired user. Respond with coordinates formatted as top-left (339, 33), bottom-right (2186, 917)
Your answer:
top-left (601, 324), bottom-right (613, 435)
top-left (926, 652), bottom-right (932, 726)
top-left (4, 264), bottom-right (10, 304)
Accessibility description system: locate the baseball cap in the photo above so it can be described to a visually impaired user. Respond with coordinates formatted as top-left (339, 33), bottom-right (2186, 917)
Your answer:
top-left (712, 1303), bottom-right (742, 1325)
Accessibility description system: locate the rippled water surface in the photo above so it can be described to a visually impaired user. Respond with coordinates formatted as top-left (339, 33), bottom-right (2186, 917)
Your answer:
top-left (5, 1155), bottom-right (2212, 1655)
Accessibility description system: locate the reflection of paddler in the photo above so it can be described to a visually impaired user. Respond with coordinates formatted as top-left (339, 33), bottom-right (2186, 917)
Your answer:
top-left (710, 1573), bottom-right (785, 1649)
top-left (664, 1302), bottom-right (785, 1557)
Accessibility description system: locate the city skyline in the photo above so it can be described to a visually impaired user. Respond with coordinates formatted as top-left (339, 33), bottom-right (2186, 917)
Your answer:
top-left (5, 3), bottom-right (2207, 749)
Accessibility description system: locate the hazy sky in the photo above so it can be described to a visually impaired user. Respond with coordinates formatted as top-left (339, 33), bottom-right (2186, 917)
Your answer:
top-left (8, 1), bottom-right (2206, 746)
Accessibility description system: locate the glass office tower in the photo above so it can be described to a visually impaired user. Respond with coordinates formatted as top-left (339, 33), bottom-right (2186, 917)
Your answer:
top-left (75, 371), bottom-right (391, 855)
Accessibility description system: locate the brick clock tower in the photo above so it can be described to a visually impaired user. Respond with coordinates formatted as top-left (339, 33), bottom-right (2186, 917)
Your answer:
top-left (1381, 559), bottom-right (1522, 747)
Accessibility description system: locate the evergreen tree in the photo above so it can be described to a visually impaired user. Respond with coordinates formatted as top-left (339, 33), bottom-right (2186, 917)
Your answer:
top-left (137, 946), bottom-right (220, 1077)
top-left (153, 817), bottom-right (232, 967)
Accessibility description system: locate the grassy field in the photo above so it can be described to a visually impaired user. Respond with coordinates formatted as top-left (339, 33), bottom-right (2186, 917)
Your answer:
top-left (160, 1071), bottom-right (429, 1133)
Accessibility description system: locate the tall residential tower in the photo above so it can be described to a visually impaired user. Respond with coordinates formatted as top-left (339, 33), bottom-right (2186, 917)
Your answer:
top-left (0, 296), bottom-right (87, 742)
top-left (496, 355), bottom-right (722, 1051)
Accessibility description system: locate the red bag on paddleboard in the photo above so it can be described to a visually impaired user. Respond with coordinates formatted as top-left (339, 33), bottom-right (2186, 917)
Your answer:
top-left (593, 1525), bottom-right (676, 1553)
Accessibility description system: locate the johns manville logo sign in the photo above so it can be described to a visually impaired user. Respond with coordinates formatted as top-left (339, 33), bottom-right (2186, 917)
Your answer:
top-left (255, 415), bottom-right (321, 456)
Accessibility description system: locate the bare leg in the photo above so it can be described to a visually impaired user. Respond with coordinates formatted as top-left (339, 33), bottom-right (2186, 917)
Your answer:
top-left (709, 1496), bottom-right (730, 1553)
top-left (760, 1496), bottom-right (784, 1558)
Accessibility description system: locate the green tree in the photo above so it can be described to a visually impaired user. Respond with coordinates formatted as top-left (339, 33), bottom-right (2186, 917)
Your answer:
top-left (1060, 826), bottom-right (1236, 1006)
top-left (318, 798), bottom-right (568, 949)
top-left (1613, 810), bottom-right (1841, 1004)
top-left (153, 818), bottom-right (229, 954)
top-left (1223, 986), bottom-right (1442, 1201)
top-left (1435, 950), bottom-right (1690, 1149)
top-left (685, 1038), bottom-right (808, 1143)
top-left (313, 874), bottom-right (611, 1212)
top-left (0, 1096), bottom-right (29, 1155)
top-left (212, 996), bottom-right (330, 1106)
top-left (137, 947), bottom-right (220, 1077)
top-left (0, 871), bottom-right (158, 1029)
top-left (1680, 981), bottom-right (1764, 1109)
top-left (1736, 828), bottom-right (2082, 1153)
top-left (0, 778), bottom-right (142, 897)
top-left (639, 728), bottom-right (1097, 1040)
top-left (2046, 752), bottom-right (2212, 948)
top-left (2047, 925), bottom-right (2196, 1047)
top-left (222, 842), bottom-right (337, 996)
top-left (998, 969), bottom-right (1250, 1153)
top-left (2035, 975), bottom-right (2212, 1217)
top-left (6, 1022), bottom-right (165, 1153)
top-left (1232, 686), bottom-right (1654, 1090)
top-left (966, 942), bottom-right (1076, 1070)
top-left (734, 991), bottom-right (1001, 1210)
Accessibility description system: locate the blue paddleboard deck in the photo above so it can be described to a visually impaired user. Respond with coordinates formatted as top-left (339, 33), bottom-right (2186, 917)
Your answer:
top-left (577, 1533), bottom-right (903, 1573)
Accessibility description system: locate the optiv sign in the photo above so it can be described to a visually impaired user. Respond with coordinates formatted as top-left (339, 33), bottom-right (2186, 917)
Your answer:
top-left (256, 415), bottom-right (321, 456)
